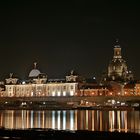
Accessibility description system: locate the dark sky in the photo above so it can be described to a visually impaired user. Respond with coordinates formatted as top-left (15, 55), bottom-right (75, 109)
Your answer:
top-left (0, 0), bottom-right (140, 81)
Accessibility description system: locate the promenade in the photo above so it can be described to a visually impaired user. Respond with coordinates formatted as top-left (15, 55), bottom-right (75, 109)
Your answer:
top-left (0, 96), bottom-right (140, 103)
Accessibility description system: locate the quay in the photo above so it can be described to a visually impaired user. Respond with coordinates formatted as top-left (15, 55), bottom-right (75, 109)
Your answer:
top-left (1, 96), bottom-right (140, 103)
top-left (0, 96), bottom-right (140, 110)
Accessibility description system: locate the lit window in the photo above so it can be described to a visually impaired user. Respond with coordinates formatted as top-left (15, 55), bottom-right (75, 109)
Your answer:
top-left (31, 91), bottom-right (34, 96)
top-left (63, 91), bottom-right (66, 96)
top-left (52, 91), bottom-right (55, 96)
top-left (70, 91), bottom-right (74, 96)
top-left (118, 92), bottom-right (120, 95)
top-left (57, 91), bottom-right (61, 96)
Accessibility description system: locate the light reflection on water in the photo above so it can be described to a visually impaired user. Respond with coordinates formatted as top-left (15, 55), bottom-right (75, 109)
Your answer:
top-left (0, 110), bottom-right (140, 134)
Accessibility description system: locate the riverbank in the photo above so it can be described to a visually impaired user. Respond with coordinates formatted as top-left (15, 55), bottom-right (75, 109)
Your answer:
top-left (0, 103), bottom-right (136, 111)
top-left (0, 96), bottom-right (139, 110)
top-left (0, 128), bottom-right (140, 140)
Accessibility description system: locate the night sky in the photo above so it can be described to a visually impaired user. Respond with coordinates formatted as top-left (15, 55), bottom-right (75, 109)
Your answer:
top-left (0, 1), bottom-right (140, 81)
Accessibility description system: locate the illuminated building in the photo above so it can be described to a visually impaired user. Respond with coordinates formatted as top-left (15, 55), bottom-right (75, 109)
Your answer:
top-left (79, 86), bottom-right (109, 96)
top-left (101, 40), bottom-right (133, 85)
top-left (124, 82), bottom-right (135, 96)
top-left (2, 63), bottom-right (109, 98)
top-left (3, 64), bottom-right (78, 97)
top-left (100, 41), bottom-right (135, 95)
top-left (135, 82), bottom-right (140, 95)
top-left (124, 81), bottom-right (140, 96)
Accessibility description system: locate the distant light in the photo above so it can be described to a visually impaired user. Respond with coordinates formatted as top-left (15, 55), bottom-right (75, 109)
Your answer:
top-left (21, 102), bottom-right (26, 106)
top-left (111, 100), bottom-right (115, 104)
top-left (93, 77), bottom-right (96, 79)
top-left (121, 102), bottom-right (125, 106)
top-left (117, 101), bottom-right (120, 104)
top-left (22, 81), bottom-right (26, 84)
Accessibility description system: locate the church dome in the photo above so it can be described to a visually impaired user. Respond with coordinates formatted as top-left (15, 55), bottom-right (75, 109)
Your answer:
top-left (109, 59), bottom-right (127, 69)
top-left (108, 43), bottom-right (128, 79)
top-left (29, 69), bottom-right (41, 78)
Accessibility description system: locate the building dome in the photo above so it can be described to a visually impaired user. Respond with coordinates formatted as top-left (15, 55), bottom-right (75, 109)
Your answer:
top-left (29, 62), bottom-right (41, 78)
top-left (29, 69), bottom-right (41, 78)
top-left (109, 59), bottom-right (127, 71)
top-left (108, 59), bottom-right (127, 77)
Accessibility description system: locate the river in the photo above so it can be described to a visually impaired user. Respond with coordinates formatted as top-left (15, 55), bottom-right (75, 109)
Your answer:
top-left (0, 110), bottom-right (140, 134)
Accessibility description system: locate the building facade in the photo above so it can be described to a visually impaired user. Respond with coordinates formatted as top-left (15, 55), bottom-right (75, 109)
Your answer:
top-left (2, 66), bottom-right (79, 97)
top-left (4, 82), bottom-right (78, 97)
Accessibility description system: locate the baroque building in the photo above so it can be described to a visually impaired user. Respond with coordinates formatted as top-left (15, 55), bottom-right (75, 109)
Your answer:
top-left (3, 64), bottom-right (79, 97)
top-left (0, 63), bottom-right (110, 98)
top-left (101, 41), bottom-right (133, 85)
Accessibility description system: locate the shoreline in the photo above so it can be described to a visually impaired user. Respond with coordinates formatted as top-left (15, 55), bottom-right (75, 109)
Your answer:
top-left (0, 128), bottom-right (140, 140)
top-left (0, 105), bottom-right (136, 111)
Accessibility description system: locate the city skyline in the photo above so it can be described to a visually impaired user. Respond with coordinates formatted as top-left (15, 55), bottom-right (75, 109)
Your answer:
top-left (0, 44), bottom-right (136, 82)
top-left (0, 1), bottom-right (140, 80)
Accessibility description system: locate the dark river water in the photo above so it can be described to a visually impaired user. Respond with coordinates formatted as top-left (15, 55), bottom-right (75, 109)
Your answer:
top-left (0, 110), bottom-right (140, 134)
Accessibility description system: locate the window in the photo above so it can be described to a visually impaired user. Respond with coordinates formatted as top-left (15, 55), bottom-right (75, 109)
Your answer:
top-left (63, 86), bottom-right (66, 90)
top-left (113, 66), bottom-right (115, 70)
top-left (70, 91), bottom-right (74, 96)
top-left (63, 91), bottom-right (66, 96)
top-left (71, 85), bottom-right (74, 90)
top-left (57, 91), bottom-right (61, 96)
top-left (52, 91), bottom-right (55, 96)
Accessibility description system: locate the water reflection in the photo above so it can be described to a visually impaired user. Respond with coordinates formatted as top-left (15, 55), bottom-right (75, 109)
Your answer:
top-left (0, 110), bottom-right (140, 133)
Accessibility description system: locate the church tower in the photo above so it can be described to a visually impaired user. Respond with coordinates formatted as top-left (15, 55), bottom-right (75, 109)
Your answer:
top-left (113, 44), bottom-right (122, 59)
